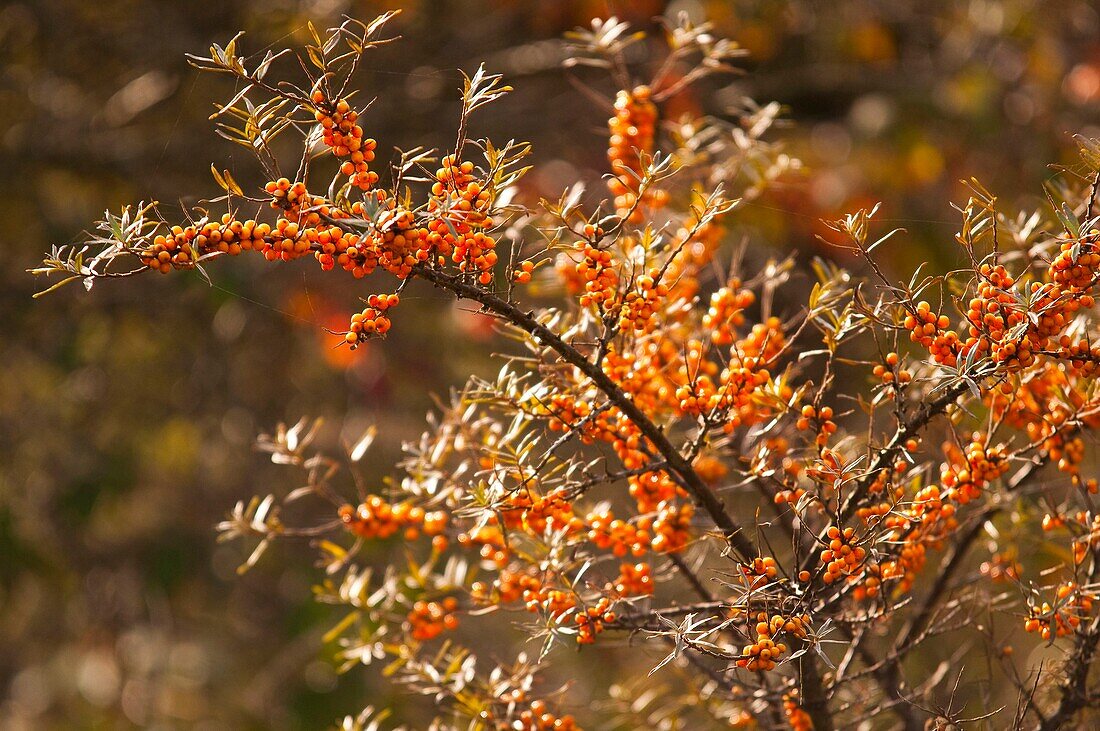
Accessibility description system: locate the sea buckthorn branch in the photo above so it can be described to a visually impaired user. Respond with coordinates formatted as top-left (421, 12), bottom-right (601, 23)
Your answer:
top-left (649, 15), bottom-right (747, 103)
top-left (821, 207), bottom-right (975, 523)
top-left (38, 8), bottom-right (1100, 729)
top-left (839, 380), bottom-right (971, 523)
top-left (563, 17), bottom-right (641, 91)
top-left (666, 551), bottom-right (716, 603)
top-left (385, 645), bottom-right (581, 730)
top-left (590, 186), bottom-right (737, 369)
top-left (408, 262), bottom-right (758, 560)
top-left (559, 464), bottom-right (667, 501)
top-left (892, 452), bottom-right (1052, 660)
top-left (1035, 557), bottom-right (1100, 730)
top-left (849, 510), bottom-right (1009, 731)
top-left (452, 66), bottom-right (514, 164)
top-left (184, 15), bottom-right (401, 182)
top-left (777, 189), bottom-right (1100, 722)
top-left (829, 625), bottom-right (926, 731)
top-left (841, 176), bottom-right (1100, 722)
top-left (563, 13), bottom-right (748, 120)
top-left (29, 202), bottom-right (174, 296)
top-left (1033, 625), bottom-right (1096, 729)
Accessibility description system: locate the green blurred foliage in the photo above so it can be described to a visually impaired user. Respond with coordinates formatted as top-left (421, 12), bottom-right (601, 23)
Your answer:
top-left (3, 0), bottom-right (1099, 727)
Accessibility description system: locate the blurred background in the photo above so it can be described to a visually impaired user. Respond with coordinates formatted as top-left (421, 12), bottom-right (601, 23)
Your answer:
top-left (3, 0), bottom-right (1100, 727)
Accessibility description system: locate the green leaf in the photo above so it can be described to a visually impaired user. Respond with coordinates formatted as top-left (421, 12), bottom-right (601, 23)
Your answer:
top-left (210, 164), bottom-right (227, 191)
top-left (323, 610), bottom-right (360, 644)
top-left (32, 275), bottom-right (80, 298)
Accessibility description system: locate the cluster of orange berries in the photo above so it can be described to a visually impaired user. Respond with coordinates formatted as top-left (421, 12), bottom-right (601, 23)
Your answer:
top-left (903, 301), bottom-right (957, 365)
top-left (500, 489), bottom-right (583, 536)
top-left (574, 597), bottom-right (616, 644)
top-left (508, 580), bottom-right (617, 645)
top-left (627, 469), bottom-right (686, 516)
top-left (588, 496), bottom-right (693, 556)
top-left (265, 178), bottom-right (312, 215)
top-left (855, 433), bottom-right (1007, 604)
top-left (513, 259), bottom-right (536, 284)
top-left (458, 525), bottom-right (510, 566)
top-left (1049, 232), bottom-right (1100, 291)
top-left (140, 217), bottom-right (270, 272)
top-left (618, 270), bottom-right (669, 332)
top-left (445, 227), bottom-right (497, 284)
top-left (265, 218), bottom-right (313, 262)
top-left (543, 394), bottom-right (601, 440)
top-left (607, 86), bottom-right (667, 220)
top-left (796, 405), bottom-right (837, 448)
top-left (310, 224), bottom-right (357, 271)
top-left (739, 317), bottom-right (787, 362)
top-left (512, 700), bottom-right (580, 731)
top-left (599, 349), bottom-right (664, 414)
top-left (692, 453), bottom-right (729, 483)
top-left (598, 318), bottom-right (787, 432)
top-left (431, 155), bottom-right (498, 284)
top-left (648, 501), bottom-right (693, 554)
top-left (406, 597), bottom-right (459, 641)
top-left (261, 178), bottom-right (409, 274)
top-left (522, 583), bottom-right (577, 619)
top-left (940, 435), bottom-right (1009, 504)
top-left (344, 293), bottom-right (399, 346)
top-left (820, 526), bottom-right (866, 585)
top-left (987, 364), bottom-right (1100, 485)
top-left (613, 562), bottom-right (654, 597)
top-left (573, 241), bottom-right (618, 309)
top-left (783, 692), bottom-right (814, 731)
top-left (736, 612), bottom-right (808, 672)
top-left (1052, 435), bottom-right (1097, 492)
top-left (368, 205), bottom-right (428, 279)
top-left (482, 405), bottom-right (699, 568)
top-left (871, 352), bottom-right (912, 391)
top-left (707, 322), bottom-right (789, 434)
top-left (262, 179), bottom-right (356, 266)
top-left (171, 175), bottom-right (475, 286)
top-left (624, 472), bottom-right (690, 547)
top-left (739, 556), bottom-right (780, 590)
top-left (852, 476), bottom-right (956, 601)
top-left (433, 156), bottom-right (492, 225)
top-left (1057, 336), bottom-right (1100, 377)
top-left (338, 497), bottom-right (448, 543)
top-left (905, 241), bottom-right (1100, 377)
top-left (167, 153), bottom-right (504, 292)
top-left (312, 93), bottom-right (378, 190)
top-left (966, 265), bottom-right (1034, 367)
top-left (703, 281), bottom-right (755, 346)
top-left (471, 569), bottom-right (538, 605)
top-left (675, 349), bottom-right (771, 424)
top-left (849, 564), bottom-right (883, 601)
top-left (1024, 582), bottom-right (1096, 640)
top-left (671, 341), bottom-right (720, 412)
top-left (587, 508), bottom-right (654, 558)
